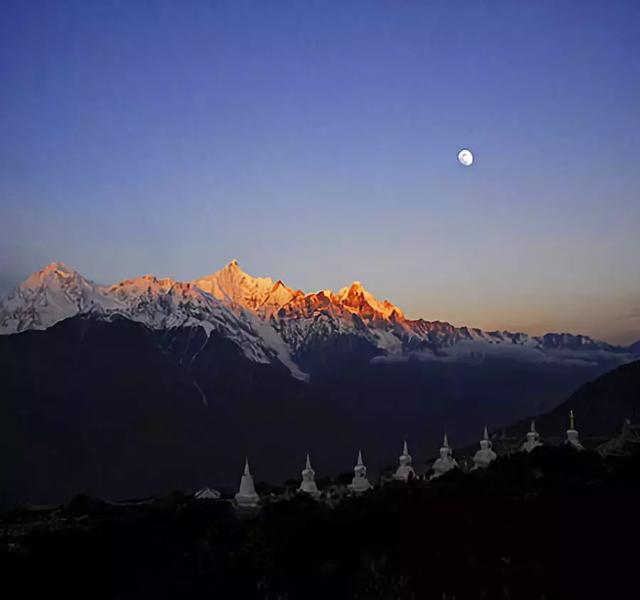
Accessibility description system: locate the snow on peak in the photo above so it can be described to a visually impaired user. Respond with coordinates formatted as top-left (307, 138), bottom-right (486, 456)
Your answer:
top-left (336, 281), bottom-right (404, 320)
top-left (108, 274), bottom-right (192, 296)
top-left (258, 280), bottom-right (297, 316)
top-left (192, 262), bottom-right (405, 322)
top-left (193, 261), bottom-right (276, 311)
top-left (24, 261), bottom-right (76, 285)
top-left (40, 261), bottom-right (71, 272)
top-left (41, 261), bottom-right (70, 271)
top-left (0, 263), bottom-right (120, 334)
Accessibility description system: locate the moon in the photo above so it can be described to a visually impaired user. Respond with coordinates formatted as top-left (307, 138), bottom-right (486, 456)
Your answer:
top-left (457, 148), bottom-right (474, 166)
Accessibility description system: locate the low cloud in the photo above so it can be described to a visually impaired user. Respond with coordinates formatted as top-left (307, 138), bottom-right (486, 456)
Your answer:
top-left (371, 340), bottom-right (634, 368)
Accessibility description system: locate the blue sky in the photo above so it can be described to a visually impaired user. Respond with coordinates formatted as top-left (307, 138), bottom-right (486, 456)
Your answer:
top-left (1, 0), bottom-right (639, 343)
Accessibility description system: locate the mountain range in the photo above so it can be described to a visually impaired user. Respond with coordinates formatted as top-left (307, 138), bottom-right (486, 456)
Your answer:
top-left (1, 260), bottom-right (635, 377)
top-left (1, 260), bottom-right (638, 505)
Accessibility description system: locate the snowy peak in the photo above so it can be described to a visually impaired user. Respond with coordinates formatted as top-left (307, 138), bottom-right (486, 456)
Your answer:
top-left (193, 260), bottom-right (276, 311)
top-left (106, 275), bottom-right (214, 319)
top-left (0, 262), bottom-right (120, 334)
top-left (192, 263), bottom-right (404, 323)
top-left (336, 281), bottom-right (404, 320)
top-left (277, 289), bottom-right (341, 319)
top-left (22, 262), bottom-right (85, 290)
top-left (24, 261), bottom-right (72, 281)
top-left (538, 332), bottom-right (617, 352)
top-left (259, 280), bottom-right (298, 316)
top-left (108, 274), bottom-right (203, 300)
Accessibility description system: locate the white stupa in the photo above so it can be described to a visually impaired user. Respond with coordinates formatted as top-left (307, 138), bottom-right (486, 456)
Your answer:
top-left (349, 450), bottom-right (372, 493)
top-left (431, 434), bottom-right (458, 479)
top-left (565, 410), bottom-right (584, 451)
top-left (298, 453), bottom-right (321, 498)
top-left (234, 458), bottom-right (260, 507)
top-left (472, 426), bottom-right (497, 470)
top-left (393, 440), bottom-right (415, 481)
top-left (521, 420), bottom-right (543, 454)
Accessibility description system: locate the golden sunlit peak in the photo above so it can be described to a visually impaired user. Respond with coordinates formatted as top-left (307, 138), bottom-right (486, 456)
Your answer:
top-left (26, 262), bottom-right (79, 285)
top-left (40, 261), bottom-right (72, 274)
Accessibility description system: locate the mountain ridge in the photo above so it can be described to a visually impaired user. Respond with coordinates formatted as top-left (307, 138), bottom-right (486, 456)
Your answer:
top-left (0, 260), bottom-right (634, 377)
top-left (504, 359), bottom-right (640, 441)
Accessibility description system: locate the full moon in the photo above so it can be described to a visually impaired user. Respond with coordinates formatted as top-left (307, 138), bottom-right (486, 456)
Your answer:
top-left (457, 148), bottom-right (474, 166)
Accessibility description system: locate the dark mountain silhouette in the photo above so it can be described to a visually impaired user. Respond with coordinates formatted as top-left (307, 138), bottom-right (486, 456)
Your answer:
top-left (505, 359), bottom-right (640, 441)
top-left (0, 316), bottom-right (345, 505)
top-left (0, 314), bottom-right (628, 505)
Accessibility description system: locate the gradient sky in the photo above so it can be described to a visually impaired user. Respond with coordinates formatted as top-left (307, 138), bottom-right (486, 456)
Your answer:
top-left (1, 0), bottom-right (639, 344)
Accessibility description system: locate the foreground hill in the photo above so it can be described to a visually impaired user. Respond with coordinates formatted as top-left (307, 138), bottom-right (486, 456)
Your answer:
top-left (506, 359), bottom-right (640, 441)
top-left (3, 447), bottom-right (639, 599)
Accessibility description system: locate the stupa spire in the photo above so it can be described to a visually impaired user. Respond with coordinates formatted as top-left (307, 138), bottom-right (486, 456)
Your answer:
top-left (522, 420), bottom-right (543, 453)
top-left (299, 452), bottom-right (320, 498)
top-left (431, 432), bottom-right (458, 479)
top-left (349, 450), bottom-right (371, 493)
top-left (394, 439), bottom-right (415, 482)
top-left (234, 456), bottom-right (260, 508)
top-left (566, 410), bottom-right (584, 451)
top-left (473, 425), bottom-right (497, 470)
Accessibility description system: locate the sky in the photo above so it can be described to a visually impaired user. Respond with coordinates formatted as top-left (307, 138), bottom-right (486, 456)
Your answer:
top-left (1, 0), bottom-right (639, 344)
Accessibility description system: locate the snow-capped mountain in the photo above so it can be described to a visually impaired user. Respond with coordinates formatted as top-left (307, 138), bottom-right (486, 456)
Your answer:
top-left (0, 263), bottom-right (121, 334)
top-left (193, 259), bottom-right (298, 315)
top-left (0, 260), bottom-right (633, 376)
top-left (0, 263), bottom-right (297, 372)
top-left (103, 275), bottom-right (281, 366)
top-left (197, 263), bottom-right (625, 365)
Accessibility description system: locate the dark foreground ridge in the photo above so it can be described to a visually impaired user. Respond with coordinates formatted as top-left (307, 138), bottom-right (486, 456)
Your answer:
top-left (2, 316), bottom-right (632, 505)
top-left (505, 358), bottom-right (640, 440)
top-left (2, 446), bottom-right (639, 599)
